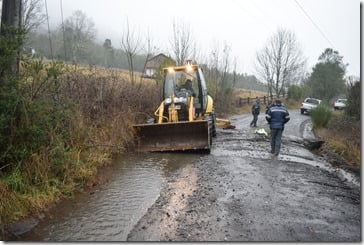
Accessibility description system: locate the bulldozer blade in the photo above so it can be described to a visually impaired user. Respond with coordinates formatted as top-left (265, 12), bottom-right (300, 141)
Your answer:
top-left (133, 120), bottom-right (210, 152)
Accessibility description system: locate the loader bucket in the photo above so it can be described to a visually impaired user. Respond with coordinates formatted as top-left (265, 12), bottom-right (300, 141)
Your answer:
top-left (133, 120), bottom-right (210, 152)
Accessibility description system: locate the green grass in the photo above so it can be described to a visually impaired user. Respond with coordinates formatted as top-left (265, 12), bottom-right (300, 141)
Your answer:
top-left (310, 104), bottom-right (332, 128)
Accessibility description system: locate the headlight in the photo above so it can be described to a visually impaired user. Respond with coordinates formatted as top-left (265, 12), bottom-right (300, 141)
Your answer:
top-left (186, 64), bottom-right (193, 72)
top-left (174, 97), bottom-right (187, 103)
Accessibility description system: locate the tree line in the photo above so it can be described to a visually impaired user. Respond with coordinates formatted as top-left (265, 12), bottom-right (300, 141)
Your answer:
top-left (255, 28), bottom-right (359, 121)
top-left (23, 10), bottom-right (266, 93)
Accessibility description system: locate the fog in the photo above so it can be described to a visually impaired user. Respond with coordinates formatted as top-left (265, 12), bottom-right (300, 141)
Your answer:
top-left (2, 0), bottom-right (361, 76)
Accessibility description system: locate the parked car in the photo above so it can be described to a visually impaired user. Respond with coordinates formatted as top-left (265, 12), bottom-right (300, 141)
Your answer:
top-left (300, 98), bottom-right (321, 114)
top-left (334, 98), bottom-right (347, 110)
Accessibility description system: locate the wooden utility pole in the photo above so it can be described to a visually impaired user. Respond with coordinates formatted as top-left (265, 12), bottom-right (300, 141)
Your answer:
top-left (1, 0), bottom-right (22, 33)
top-left (0, 0), bottom-right (22, 83)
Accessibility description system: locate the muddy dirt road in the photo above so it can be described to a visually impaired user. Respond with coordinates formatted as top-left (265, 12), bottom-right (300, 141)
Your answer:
top-left (127, 110), bottom-right (360, 242)
top-left (13, 110), bottom-right (360, 242)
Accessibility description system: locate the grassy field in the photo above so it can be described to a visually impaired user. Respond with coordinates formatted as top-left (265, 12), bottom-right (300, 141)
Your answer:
top-left (233, 88), bottom-right (268, 98)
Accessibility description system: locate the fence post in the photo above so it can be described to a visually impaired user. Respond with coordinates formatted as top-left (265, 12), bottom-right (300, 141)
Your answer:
top-left (247, 97), bottom-right (250, 104)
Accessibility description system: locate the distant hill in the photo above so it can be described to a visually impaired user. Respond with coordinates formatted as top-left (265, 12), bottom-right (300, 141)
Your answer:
top-left (234, 73), bottom-right (266, 92)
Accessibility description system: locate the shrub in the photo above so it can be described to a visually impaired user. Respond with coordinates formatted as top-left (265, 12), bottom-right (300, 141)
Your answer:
top-left (310, 103), bottom-right (332, 128)
top-left (345, 81), bottom-right (360, 120)
top-left (287, 84), bottom-right (303, 101)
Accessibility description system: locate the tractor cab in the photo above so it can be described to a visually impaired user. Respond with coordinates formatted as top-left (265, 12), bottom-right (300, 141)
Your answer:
top-left (163, 64), bottom-right (209, 117)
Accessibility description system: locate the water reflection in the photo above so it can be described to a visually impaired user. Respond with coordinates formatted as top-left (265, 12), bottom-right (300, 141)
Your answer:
top-left (19, 152), bottom-right (202, 241)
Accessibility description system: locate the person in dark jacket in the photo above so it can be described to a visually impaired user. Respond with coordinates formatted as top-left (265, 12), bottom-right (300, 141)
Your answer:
top-left (265, 99), bottom-right (290, 156)
top-left (180, 79), bottom-right (196, 97)
top-left (250, 98), bottom-right (260, 127)
top-left (265, 99), bottom-right (274, 114)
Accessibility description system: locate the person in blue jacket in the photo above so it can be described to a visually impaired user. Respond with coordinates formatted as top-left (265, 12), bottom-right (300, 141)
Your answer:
top-left (265, 99), bottom-right (290, 156)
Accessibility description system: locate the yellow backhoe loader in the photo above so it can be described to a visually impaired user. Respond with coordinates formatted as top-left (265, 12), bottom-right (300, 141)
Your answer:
top-left (133, 62), bottom-right (233, 152)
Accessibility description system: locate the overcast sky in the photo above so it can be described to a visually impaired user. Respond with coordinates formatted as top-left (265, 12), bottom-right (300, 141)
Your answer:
top-left (43, 0), bottom-right (360, 77)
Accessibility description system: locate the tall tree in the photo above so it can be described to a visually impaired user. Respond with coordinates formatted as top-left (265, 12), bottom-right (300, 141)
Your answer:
top-left (103, 38), bottom-right (113, 67)
top-left (170, 19), bottom-right (196, 66)
top-left (21, 0), bottom-right (46, 34)
top-left (121, 19), bottom-right (141, 85)
top-left (255, 28), bottom-right (306, 98)
top-left (306, 48), bottom-right (346, 102)
top-left (139, 30), bottom-right (158, 85)
top-left (345, 78), bottom-right (360, 120)
top-left (62, 10), bottom-right (96, 64)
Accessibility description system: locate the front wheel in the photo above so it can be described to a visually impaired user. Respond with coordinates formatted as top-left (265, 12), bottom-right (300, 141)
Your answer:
top-left (300, 109), bottom-right (304, 114)
top-left (211, 108), bottom-right (217, 137)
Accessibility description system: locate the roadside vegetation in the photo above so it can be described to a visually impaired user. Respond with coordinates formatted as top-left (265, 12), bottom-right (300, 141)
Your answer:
top-left (0, 57), bottom-right (161, 226)
top-left (285, 49), bottom-right (360, 168)
top-left (312, 80), bottom-right (360, 167)
top-left (310, 104), bottom-right (332, 128)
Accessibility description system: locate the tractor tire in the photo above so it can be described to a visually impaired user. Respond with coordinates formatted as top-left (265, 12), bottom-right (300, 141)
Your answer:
top-left (205, 111), bottom-right (216, 153)
top-left (211, 108), bottom-right (217, 137)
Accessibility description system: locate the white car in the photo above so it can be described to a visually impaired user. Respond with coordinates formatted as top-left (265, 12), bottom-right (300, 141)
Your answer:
top-left (334, 99), bottom-right (347, 110)
top-left (300, 98), bottom-right (321, 114)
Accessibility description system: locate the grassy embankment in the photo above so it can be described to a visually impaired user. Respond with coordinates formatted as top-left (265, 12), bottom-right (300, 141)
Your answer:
top-left (0, 61), bottom-right (160, 231)
top-left (287, 100), bottom-right (360, 168)
top-left (314, 111), bottom-right (360, 168)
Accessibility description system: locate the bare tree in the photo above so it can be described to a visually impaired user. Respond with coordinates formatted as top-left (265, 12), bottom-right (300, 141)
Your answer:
top-left (207, 41), bottom-right (232, 98)
top-left (220, 42), bottom-right (231, 90)
top-left (169, 19), bottom-right (196, 65)
top-left (232, 56), bottom-right (237, 88)
top-left (121, 19), bottom-right (141, 85)
top-left (63, 10), bottom-right (96, 64)
top-left (139, 29), bottom-right (157, 85)
top-left (256, 29), bottom-right (306, 98)
top-left (21, 0), bottom-right (46, 34)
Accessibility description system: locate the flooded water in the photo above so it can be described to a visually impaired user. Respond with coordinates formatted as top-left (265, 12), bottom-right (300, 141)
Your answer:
top-left (18, 152), bottom-right (203, 241)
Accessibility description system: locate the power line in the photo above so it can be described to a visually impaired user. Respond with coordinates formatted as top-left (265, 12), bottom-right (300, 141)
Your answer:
top-left (293, 0), bottom-right (335, 48)
top-left (44, 0), bottom-right (54, 60)
top-left (60, 0), bottom-right (67, 60)
top-left (230, 0), bottom-right (274, 33)
top-left (294, 0), bottom-right (359, 76)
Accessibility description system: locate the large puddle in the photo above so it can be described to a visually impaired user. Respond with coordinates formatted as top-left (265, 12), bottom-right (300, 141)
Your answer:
top-left (16, 152), bottom-right (202, 241)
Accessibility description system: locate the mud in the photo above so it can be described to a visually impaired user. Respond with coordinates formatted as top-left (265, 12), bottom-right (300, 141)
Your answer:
top-left (8, 110), bottom-right (361, 241)
top-left (127, 110), bottom-right (360, 242)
